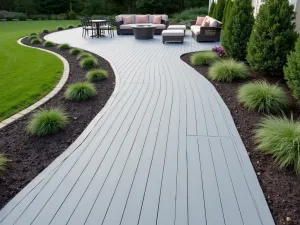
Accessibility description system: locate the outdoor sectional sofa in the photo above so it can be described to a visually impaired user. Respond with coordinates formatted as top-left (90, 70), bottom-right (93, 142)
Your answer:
top-left (191, 16), bottom-right (222, 42)
top-left (115, 14), bottom-right (169, 35)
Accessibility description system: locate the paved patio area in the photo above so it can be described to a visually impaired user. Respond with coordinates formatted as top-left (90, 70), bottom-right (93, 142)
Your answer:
top-left (0, 29), bottom-right (274, 225)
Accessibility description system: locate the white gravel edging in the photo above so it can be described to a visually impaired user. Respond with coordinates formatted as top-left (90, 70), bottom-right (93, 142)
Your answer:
top-left (0, 37), bottom-right (70, 130)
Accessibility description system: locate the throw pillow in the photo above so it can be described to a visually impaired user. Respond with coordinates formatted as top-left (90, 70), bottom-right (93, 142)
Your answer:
top-left (209, 19), bottom-right (218, 27)
top-left (123, 16), bottom-right (132, 24)
top-left (203, 21), bottom-right (210, 27)
top-left (153, 15), bottom-right (162, 24)
top-left (196, 17), bottom-right (205, 25)
top-left (135, 15), bottom-right (148, 23)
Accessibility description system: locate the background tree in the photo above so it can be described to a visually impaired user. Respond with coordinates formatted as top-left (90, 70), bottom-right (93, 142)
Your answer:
top-left (214, 0), bottom-right (225, 21)
top-left (222, 0), bottom-right (233, 27)
top-left (208, 1), bottom-right (215, 17)
top-left (222, 0), bottom-right (254, 60)
top-left (247, 0), bottom-right (297, 73)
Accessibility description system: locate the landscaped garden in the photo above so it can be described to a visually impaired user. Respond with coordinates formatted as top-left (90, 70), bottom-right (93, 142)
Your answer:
top-left (182, 0), bottom-right (300, 224)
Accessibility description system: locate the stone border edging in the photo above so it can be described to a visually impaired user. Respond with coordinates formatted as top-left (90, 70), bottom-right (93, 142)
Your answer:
top-left (0, 37), bottom-right (70, 129)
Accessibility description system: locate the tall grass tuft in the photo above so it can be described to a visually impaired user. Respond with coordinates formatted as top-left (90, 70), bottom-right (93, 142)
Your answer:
top-left (27, 109), bottom-right (69, 136)
top-left (173, 7), bottom-right (208, 22)
top-left (69, 48), bottom-right (83, 55)
top-left (65, 82), bottom-right (97, 101)
top-left (191, 51), bottom-right (219, 65)
top-left (255, 116), bottom-right (300, 174)
top-left (77, 52), bottom-right (93, 60)
top-left (80, 57), bottom-right (98, 69)
top-left (208, 59), bottom-right (249, 82)
top-left (238, 81), bottom-right (289, 114)
top-left (44, 41), bottom-right (55, 47)
top-left (57, 43), bottom-right (71, 50)
top-left (0, 154), bottom-right (9, 176)
top-left (86, 69), bottom-right (109, 82)
top-left (31, 38), bottom-right (42, 44)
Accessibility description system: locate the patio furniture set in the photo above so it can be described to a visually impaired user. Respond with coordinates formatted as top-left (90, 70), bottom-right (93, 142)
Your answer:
top-left (81, 15), bottom-right (222, 43)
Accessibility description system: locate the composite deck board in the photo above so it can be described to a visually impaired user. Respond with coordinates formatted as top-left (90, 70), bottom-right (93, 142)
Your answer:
top-left (0, 29), bottom-right (274, 225)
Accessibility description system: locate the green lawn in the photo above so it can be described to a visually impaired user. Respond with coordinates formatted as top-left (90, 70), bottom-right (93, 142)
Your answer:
top-left (0, 20), bottom-right (79, 121)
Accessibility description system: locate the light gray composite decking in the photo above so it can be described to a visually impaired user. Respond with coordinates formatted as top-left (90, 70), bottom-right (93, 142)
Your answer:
top-left (0, 29), bottom-right (275, 225)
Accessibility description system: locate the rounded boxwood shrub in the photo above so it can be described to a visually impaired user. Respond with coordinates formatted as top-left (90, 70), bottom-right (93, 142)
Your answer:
top-left (80, 57), bottom-right (98, 69)
top-left (0, 154), bottom-right (9, 176)
top-left (191, 51), bottom-right (219, 65)
top-left (43, 29), bottom-right (49, 33)
top-left (69, 48), bottom-right (83, 55)
top-left (65, 82), bottom-right (97, 101)
top-left (31, 38), bottom-right (42, 44)
top-left (44, 41), bottom-right (55, 47)
top-left (68, 25), bottom-right (74, 29)
top-left (238, 81), bottom-right (289, 114)
top-left (255, 116), bottom-right (300, 174)
top-left (86, 69), bottom-right (109, 82)
top-left (77, 52), bottom-right (92, 60)
top-left (208, 59), bottom-right (249, 82)
top-left (57, 26), bottom-right (64, 31)
top-left (284, 37), bottom-right (300, 100)
top-left (57, 43), bottom-right (71, 50)
top-left (27, 109), bottom-right (69, 136)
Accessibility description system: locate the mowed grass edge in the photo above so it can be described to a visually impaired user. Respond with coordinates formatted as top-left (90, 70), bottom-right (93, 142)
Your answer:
top-left (0, 20), bottom-right (78, 121)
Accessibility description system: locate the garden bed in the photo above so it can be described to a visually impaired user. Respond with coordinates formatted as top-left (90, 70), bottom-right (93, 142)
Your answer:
top-left (181, 53), bottom-right (300, 225)
top-left (0, 31), bottom-right (115, 209)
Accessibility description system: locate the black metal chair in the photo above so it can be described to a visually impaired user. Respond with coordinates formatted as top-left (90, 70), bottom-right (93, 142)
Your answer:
top-left (81, 18), bottom-right (96, 38)
top-left (99, 19), bottom-right (115, 38)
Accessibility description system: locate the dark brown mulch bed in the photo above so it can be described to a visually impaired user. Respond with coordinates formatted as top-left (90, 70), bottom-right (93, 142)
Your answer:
top-left (181, 53), bottom-right (300, 225)
top-left (0, 31), bottom-right (115, 209)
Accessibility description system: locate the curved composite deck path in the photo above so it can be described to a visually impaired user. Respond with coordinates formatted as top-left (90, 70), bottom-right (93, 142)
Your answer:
top-left (0, 29), bottom-right (274, 225)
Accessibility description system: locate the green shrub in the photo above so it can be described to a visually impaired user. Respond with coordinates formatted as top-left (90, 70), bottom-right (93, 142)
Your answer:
top-left (86, 69), bottom-right (109, 82)
top-left (208, 59), bottom-right (249, 82)
top-left (238, 81), bottom-right (289, 114)
top-left (18, 15), bottom-right (27, 21)
top-left (190, 51), bottom-right (219, 65)
top-left (80, 57), bottom-right (98, 69)
top-left (69, 48), bottom-right (83, 55)
top-left (57, 43), bottom-right (71, 50)
top-left (43, 29), bottom-right (49, 33)
top-left (30, 32), bottom-right (37, 36)
top-left (172, 7), bottom-right (208, 22)
top-left (77, 52), bottom-right (92, 60)
top-left (65, 82), bottom-right (97, 101)
top-left (68, 25), bottom-right (74, 29)
top-left (222, 0), bottom-right (254, 61)
top-left (247, 0), bottom-right (297, 73)
top-left (6, 17), bottom-right (13, 21)
top-left (214, 0), bottom-right (225, 21)
top-left (32, 16), bottom-right (38, 20)
top-left (31, 38), bottom-right (42, 44)
top-left (29, 35), bottom-right (38, 41)
top-left (68, 10), bottom-right (77, 20)
top-left (255, 116), bottom-right (300, 174)
top-left (27, 109), bottom-right (69, 136)
top-left (284, 38), bottom-right (300, 100)
top-left (44, 41), bottom-right (55, 47)
top-left (208, 1), bottom-right (216, 17)
top-left (222, 0), bottom-right (233, 28)
top-left (0, 154), bottom-right (9, 176)
top-left (57, 26), bottom-right (64, 31)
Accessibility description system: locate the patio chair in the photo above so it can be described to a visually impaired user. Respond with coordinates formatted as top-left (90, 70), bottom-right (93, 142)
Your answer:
top-left (81, 18), bottom-right (96, 38)
top-left (99, 19), bottom-right (115, 38)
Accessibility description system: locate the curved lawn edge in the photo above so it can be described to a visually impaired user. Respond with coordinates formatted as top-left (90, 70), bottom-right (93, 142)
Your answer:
top-left (0, 32), bottom-right (121, 215)
top-left (0, 37), bottom-right (69, 130)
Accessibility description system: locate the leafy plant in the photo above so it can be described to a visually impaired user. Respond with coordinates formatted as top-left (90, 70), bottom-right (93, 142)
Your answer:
top-left (44, 41), bottom-right (55, 47)
top-left (31, 38), bottom-right (42, 44)
top-left (284, 38), bottom-right (300, 100)
top-left (80, 57), bottom-right (98, 69)
top-left (57, 26), bottom-right (64, 31)
top-left (212, 46), bottom-right (225, 57)
top-left (0, 154), bottom-right (9, 176)
top-left (77, 52), bottom-right (93, 60)
top-left (70, 48), bottom-right (83, 55)
top-left (214, 0), bottom-right (225, 21)
top-left (255, 116), bottom-right (300, 174)
top-left (65, 82), bottom-right (97, 101)
top-left (57, 43), bottom-right (71, 50)
top-left (208, 59), bottom-right (249, 82)
top-left (68, 10), bottom-right (77, 20)
top-left (86, 69), bottom-right (109, 82)
top-left (222, 0), bottom-right (254, 61)
top-left (238, 81), bottom-right (289, 114)
top-left (247, 0), bottom-right (297, 73)
top-left (68, 25), bottom-right (74, 29)
top-left (172, 7), bottom-right (208, 22)
top-left (190, 51), bottom-right (219, 65)
top-left (43, 29), bottom-right (49, 33)
top-left (29, 35), bottom-right (38, 41)
top-left (27, 108), bottom-right (69, 136)
top-left (222, 0), bottom-right (233, 28)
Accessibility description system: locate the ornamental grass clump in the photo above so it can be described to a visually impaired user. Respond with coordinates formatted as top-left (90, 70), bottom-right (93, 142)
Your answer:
top-left (29, 35), bottom-right (38, 41)
top-left (68, 25), bottom-right (74, 29)
top-left (27, 109), bottom-right (69, 136)
top-left (31, 38), bottom-right (42, 44)
top-left (238, 81), bottom-right (289, 114)
top-left (30, 32), bottom-right (37, 36)
top-left (190, 51), bottom-right (219, 65)
top-left (255, 116), bottom-right (300, 174)
top-left (86, 69), bottom-right (109, 82)
top-left (69, 48), bottom-right (83, 55)
top-left (77, 52), bottom-right (92, 60)
top-left (43, 29), bottom-right (49, 33)
top-left (57, 26), bottom-right (64, 31)
top-left (65, 82), bottom-right (97, 101)
top-left (0, 154), bottom-right (9, 176)
top-left (208, 59), bottom-right (249, 82)
top-left (57, 43), bottom-right (71, 50)
top-left (80, 57), bottom-right (98, 69)
top-left (44, 41), bottom-right (55, 47)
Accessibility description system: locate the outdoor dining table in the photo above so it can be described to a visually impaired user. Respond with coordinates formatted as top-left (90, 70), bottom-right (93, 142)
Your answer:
top-left (91, 20), bottom-right (107, 38)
